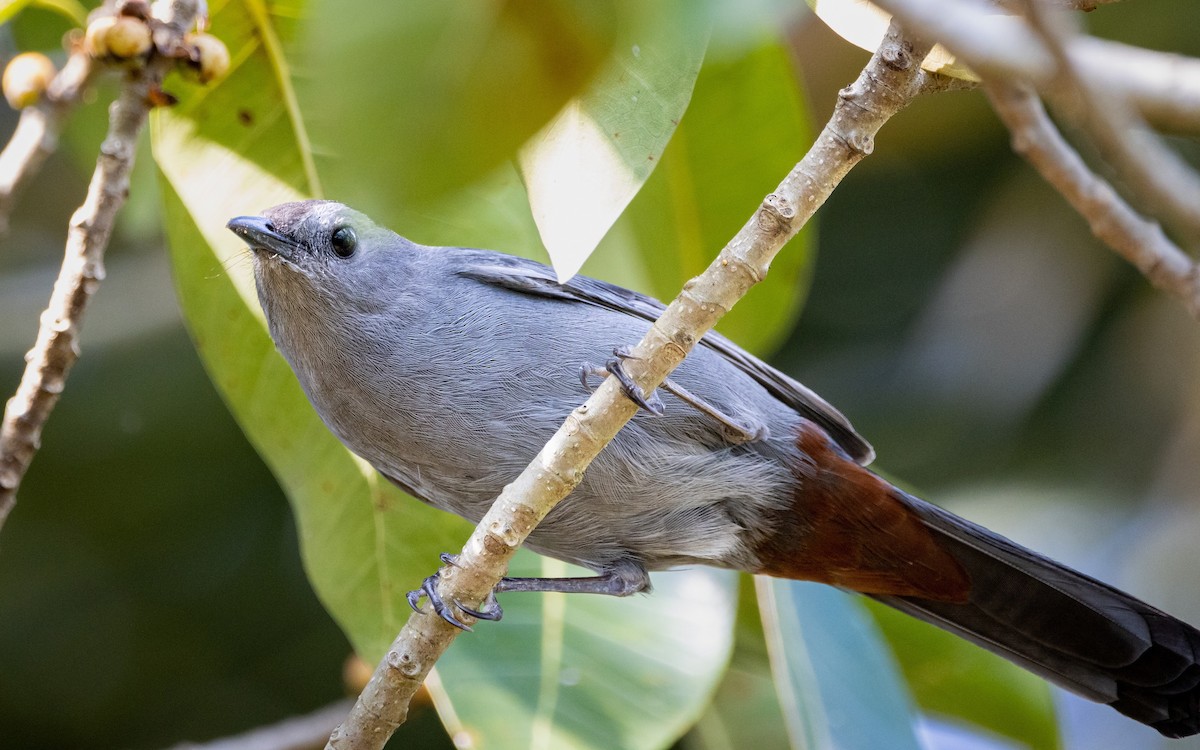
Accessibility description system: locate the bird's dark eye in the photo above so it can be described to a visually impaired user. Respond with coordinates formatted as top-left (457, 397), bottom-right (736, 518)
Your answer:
top-left (330, 226), bottom-right (357, 258)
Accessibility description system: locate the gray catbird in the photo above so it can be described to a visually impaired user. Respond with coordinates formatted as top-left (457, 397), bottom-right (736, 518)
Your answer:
top-left (229, 200), bottom-right (1200, 737)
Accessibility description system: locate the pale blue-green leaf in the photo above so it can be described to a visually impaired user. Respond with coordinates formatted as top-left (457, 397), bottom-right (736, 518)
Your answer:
top-left (682, 574), bottom-right (791, 750)
top-left (519, 0), bottom-right (710, 281)
top-left (760, 579), bottom-right (925, 750)
top-left (430, 554), bottom-right (737, 750)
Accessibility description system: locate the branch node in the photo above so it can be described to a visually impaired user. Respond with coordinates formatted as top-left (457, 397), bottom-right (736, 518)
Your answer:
top-left (880, 36), bottom-right (916, 72)
top-left (385, 649), bottom-right (421, 678)
top-left (756, 192), bottom-right (794, 237)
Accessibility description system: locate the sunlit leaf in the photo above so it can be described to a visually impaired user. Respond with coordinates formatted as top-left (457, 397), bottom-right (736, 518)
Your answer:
top-left (32, 0), bottom-right (85, 27)
top-left (587, 35), bottom-right (813, 356)
top-left (804, 0), bottom-right (977, 80)
top-left (0, 0), bottom-right (81, 30)
top-left (760, 579), bottom-right (926, 750)
top-left (518, 0), bottom-right (710, 281)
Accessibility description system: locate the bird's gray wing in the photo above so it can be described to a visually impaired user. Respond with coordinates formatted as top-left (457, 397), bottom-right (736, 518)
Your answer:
top-left (454, 251), bottom-right (875, 464)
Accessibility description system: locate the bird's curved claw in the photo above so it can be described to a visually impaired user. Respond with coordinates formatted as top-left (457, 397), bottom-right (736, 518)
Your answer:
top-left (407, 573), bottom-right (473, 631)
top-left (456, 591), bottom-right (504, 622)
top-left (406, 553), bottom-right (506, 630)
top-left (579, 347), bottom-right (664, 416)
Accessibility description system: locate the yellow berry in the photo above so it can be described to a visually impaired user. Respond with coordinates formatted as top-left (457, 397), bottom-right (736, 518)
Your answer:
top-left (84, 16), bottom-right (118, 58)
top-left (185, 33), bottom-right (229, 84)
top-left (105, 17), bottom-right (153, 59)
top-left (3, 52), bottom-right (56, 109)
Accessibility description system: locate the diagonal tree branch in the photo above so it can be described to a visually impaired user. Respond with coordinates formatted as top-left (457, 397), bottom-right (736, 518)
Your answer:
top-left (985, 81), bottom-right (1200, 317)
top-left (325, 21), bottom-right (958, 750)
top-left (871, 0), bottom-right (1200, 133)
top-left (1021, 0), bottom-right (1200, 251)
top-left (0, 0), bottom-right (199, 532)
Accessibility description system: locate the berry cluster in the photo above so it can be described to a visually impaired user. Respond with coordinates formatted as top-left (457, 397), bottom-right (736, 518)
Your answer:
top-left (2, 0), bottom-right (230, 110)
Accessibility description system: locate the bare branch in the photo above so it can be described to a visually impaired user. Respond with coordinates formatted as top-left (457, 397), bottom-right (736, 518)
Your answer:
top-left (871, 0), bottom-right (1200, 133)
top-left (986, 81), bottom-right (1200, 317)
top-left (0, 0), bottom-right (199, 531)
top-left (0, 50), bottom-right (98, 235)
top-left (1021, 0), bottom-right (1200, 251)
top-left (167, 700), bottom-right (354, 750)
top-left (325, 21), bottom-right (949, 750)
top-left (1082, 41), bottom-right (1200, 135)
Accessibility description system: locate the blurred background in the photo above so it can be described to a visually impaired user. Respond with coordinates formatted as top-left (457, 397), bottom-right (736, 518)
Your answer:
top-left (2, 1), bottom-right (1200, 748)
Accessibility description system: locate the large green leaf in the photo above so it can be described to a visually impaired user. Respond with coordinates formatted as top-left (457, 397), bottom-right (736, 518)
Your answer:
top-left (431, 555), bottom-right (737, 750)
top-left (760, 579), bottom-right (926, 750)
top-left (587, 36), bottom-right (814, 356)
top-left (299, 0), bottom-right (615, 213)
top-left (2, 0), bottom-right (86, 30)
top-left (683, 575), bottom-right (792, 750)
top-left (151, 0), bottom-right (469, 663)
top-left (517, 0), bottom-right (710, 280)
top-left (154, 3), bottom-right (747, 748)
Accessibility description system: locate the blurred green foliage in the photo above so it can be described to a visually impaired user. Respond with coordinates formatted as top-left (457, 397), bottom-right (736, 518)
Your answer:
top-left (2, 1), bottom-right (1200, 749)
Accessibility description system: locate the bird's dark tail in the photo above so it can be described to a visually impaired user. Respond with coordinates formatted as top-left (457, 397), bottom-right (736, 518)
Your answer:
top-left (875, 492), bottom-right (1200, 738)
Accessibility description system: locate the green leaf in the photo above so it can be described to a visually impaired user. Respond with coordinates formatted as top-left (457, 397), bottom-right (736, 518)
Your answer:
top-left (586, 36), bottom-right (814, 356)
top-left (0, 0), bottom-right (80, 31)
top-left (430, 555), bottom-right (736, 750)
top-left (682, 575), bottom-right (792, 750)
top-left (155, 4), bottom-right (740, 748)
top-left (32, 0), bottom-right (86, 27)
top-left (10, 2), bottom-right (77, 51)
top-left (517, 0), bottom-right (710, 280)
top-left (150, 0), bottom-right (469, 662)
top-left (0, 0), bottom-right (32, 27)
top-left (760, 579), bottom-right (926, 750)
top-left (299, 0), bottom-right (615, 213)
top-left (865, 600), bottom-right (1061, 750)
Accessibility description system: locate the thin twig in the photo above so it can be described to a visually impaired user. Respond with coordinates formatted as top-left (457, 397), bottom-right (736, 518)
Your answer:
top-left (1022, 0), bottom-right (1200, 251)
top-left (0, 0), bottom-right (199, 531)
top-left (0, 50), bottom-right (98, 235)
top-left (870, 0), bottom-right (1200, 133)
top-left (167, 700), bottom-right (354, 750)
top-left (986, 81), bottom-right (1200, 317)
top-left (326, 21), bottom-right (948, 750)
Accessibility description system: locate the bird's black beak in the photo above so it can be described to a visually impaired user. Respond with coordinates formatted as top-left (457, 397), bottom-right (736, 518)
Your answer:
top-left (227, 215), bottom-right (298, 257)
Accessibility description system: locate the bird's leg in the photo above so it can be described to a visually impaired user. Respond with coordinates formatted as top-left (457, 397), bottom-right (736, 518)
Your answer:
top-left (659, 377), bottom-right (769, 444)
top-left (408, 554), bottom-right (651, 630)
top-left (579, 346), bottom-right (664, 415)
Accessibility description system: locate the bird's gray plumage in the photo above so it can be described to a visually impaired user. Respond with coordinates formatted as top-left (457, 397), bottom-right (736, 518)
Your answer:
top-left (244, 200), bottom-right (830, 574)
top-left (231, 199), bottom-right (1200, 737)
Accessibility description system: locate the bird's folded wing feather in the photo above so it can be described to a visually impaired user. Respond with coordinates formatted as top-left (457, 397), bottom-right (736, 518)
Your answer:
top-left (454, 252), bottom-right (875, 465)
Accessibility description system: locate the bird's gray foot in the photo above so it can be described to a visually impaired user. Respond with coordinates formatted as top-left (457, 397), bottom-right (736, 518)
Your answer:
top-left (579, 346), bottom-right (664, 415)
top-left (659, 377), bottom-right (769, 444)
